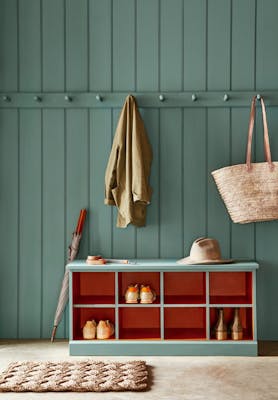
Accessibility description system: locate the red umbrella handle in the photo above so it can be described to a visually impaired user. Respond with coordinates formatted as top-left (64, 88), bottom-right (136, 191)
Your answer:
top-left (75, 209), bottom-right (87, 234)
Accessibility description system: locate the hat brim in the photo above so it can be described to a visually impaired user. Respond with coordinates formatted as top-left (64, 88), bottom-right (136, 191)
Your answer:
top-left (177, 257), bottom-right (234, 265)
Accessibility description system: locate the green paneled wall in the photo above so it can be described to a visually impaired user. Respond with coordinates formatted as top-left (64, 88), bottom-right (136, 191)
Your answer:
top-left (0, 0), bottom-right (277, 340)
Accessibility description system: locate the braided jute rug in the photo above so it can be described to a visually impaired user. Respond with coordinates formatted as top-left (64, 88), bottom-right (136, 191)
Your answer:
top-left (0, 360), bottom-right (148, 392)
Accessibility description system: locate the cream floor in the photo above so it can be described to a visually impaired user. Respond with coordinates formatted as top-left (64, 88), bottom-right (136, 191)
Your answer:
top-left (0, 340), bottom-right (278, 400)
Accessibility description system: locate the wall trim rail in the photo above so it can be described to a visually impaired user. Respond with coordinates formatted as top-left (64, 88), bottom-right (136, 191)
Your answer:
top-left (1, 91), bottom-right (278, 108)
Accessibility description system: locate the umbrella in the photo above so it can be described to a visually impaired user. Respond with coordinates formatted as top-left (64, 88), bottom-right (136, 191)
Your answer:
top-left (51, 209), bottom-right (87, 342)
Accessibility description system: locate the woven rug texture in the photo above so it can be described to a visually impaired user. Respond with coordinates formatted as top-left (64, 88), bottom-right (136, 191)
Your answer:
top-left (0, 360), bottom-right (148, 392)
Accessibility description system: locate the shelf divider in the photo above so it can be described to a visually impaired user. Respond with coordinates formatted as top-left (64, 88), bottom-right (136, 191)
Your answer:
top-left (69, 271), bottom-right (73, 341)
top-left (206, 271), bottom-right (210, 340)
top-left (160, 272), bottom-right (164, 340)
top-left (252, 271), bottom-right (257, 341)
top-left (115, 272), bottom-right (119, 339)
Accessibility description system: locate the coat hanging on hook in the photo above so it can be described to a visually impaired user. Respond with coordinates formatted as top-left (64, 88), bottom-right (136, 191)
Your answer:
top-left (104, 95), bottom-right (153, 228)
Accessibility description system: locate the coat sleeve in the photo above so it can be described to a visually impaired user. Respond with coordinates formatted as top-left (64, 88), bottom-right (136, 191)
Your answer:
top-left (131, 105), bottom-right (153, 204)
top-left (104, 145), bottom-right (119, 205)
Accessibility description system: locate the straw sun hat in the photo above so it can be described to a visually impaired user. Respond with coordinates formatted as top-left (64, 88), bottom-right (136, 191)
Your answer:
top-left (177, 237), bottom-right (233, 265)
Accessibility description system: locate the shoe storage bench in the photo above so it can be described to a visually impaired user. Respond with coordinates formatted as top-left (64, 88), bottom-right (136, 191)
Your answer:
top-left (67, 260), bottom-right (258, 356)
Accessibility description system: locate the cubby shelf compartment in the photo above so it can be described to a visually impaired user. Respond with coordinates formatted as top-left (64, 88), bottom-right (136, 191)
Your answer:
top-left (118, 271), bottom-right (160, 304)
top-left (73, 272), bottom-right (115, 304)
top-left (119, 307), bottom-right (160, 340)
top-left (68, 259), bottom-right (258, 356)
top-left (210, 307), bottom-right (253, 341)
top-left (209, 272), bottom-right (252, 305)
top-left (164, 272), bottom-right (206, 304)
top-left (164, 307), bottom-right (206, 340)
top-left (72, 307), bottom-right (115, 341)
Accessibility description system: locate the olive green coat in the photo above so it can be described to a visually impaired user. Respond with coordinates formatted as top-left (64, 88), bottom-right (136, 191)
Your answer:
top-left (104, 95), bottom-right (152, 228)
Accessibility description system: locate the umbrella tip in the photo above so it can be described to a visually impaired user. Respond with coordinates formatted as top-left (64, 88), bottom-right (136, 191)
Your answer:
top-left (51, 326), bottom-right (57, 342)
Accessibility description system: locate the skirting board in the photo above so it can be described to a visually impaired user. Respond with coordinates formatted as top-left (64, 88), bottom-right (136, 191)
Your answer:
top-left (69, 340), bottom-right (258, 356)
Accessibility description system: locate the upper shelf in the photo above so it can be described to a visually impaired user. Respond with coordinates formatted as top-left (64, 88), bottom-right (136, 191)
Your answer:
top-left (0, 91), bottom-right (278, 108)
top-left (67, 259), bottom-right (259, 272)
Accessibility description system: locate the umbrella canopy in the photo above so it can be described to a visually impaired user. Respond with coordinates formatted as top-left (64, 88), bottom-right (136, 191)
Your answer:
top-left (51, 210), bottom-right (86, 342)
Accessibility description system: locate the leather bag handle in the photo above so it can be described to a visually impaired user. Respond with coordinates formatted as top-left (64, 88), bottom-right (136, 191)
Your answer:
top-left (246, 96), bottom-right (274, 171)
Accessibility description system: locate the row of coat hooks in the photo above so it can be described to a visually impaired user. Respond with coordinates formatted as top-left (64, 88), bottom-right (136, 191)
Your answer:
top-left (0, 92), bottom-right (275, 108)
top-left (1, 93), bottom-right (263, 103)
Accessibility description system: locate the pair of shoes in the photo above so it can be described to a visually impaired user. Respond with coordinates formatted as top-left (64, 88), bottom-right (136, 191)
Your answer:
top-left (125, 284), bottom-right (156, 304)
top-left (82, 319), bottom-right (114, 340)
top-left (214, 308), bottom-right (243, 340)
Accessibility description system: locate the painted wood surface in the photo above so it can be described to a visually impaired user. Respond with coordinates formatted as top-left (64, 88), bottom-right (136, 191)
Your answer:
top-left (66, 0), bottom-right (88, 91)
top-left (160, 0), bottom-right (183, 91)
top-left (89, 0), bottom-right (112, 91)
top-left (68, 264), bottom-right (258, 355)
top-left (231, 0), bottom-right (255, 90)
top-left (42, 0), bottom-right (64, 92)
top-left (67, 260), bottom-right (259, 272)
top-left (136, 0), bottom-right (159, 91)
top-left (112, 0), bottom-right (135, 91)
top-left (256, 0), bottom-right (278, 90)
top-left (207, 0), bottom-right (231, 90)
top-left (183, 0), bottom-right (206, 91)
top-left (42, 110), bottom-right (65, 338)
top-left (0, 0), bottom-right (277, 340)
top-left (0, 110), bottom-right (18, 338)
top-left (18, 0), bottom-right (41, 91)
top-left (19, 110), bottom-right (42, 338)
top-left (0, 0), bottom-right (18, 91)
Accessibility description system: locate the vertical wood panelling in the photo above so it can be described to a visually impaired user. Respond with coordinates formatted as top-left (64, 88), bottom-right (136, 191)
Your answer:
top-left (65, 109), bottom-right (89, 338)
top-left (207, 109), bottom-right (230, 258)
top-left (113, 0), bottom-right (135, 91)
top-left (256, 0), bottom-right (278, 338)
top-left (89, 0), bottom-right (112, 91)
top-left (112, 109), bottom-right (136, 258)
top-left (42, 110), bottom-right (65, 338)
top-left (207, 0), bottom-right (231, 90)
top-left (90, 109), bottom-right (112, 256)
top-left (232, 0), bottom-right (255, 90)
top-left (160, 0), bottom-right (183, 91)
top-left (256, 0), bottom-right (278, 89)
top-left (255, 107), bottom-right (278, 339)
top-left (183, 0), bottom-right (206, 91)
top-left (231, 108), bottom-right (255, 258)
top-left (42, 0), bottom-right (64, 91)
top-left (66, 0), bottom-right (88, 91)
top-left (183, 108), bottom-right (206, 255)
top-left (41, 0), bottom-right (65, 336)
top-left (1, 0), bottom-right (278, 341)
top-left (0, 110), bottom-right (18, 338)
top-left (19, 110), bottom-right (42, 338)
top-left (136, 0), bottom-right (159, 91)
top-left (256, 220), bottom-right (278, 340)
top-left (19, 0), bottom-right (41, 91)
top-left (230, 0), bottom-right (255, 261)
top-left (160, 109), bottom-right (183, 257)
top-left (0, 0), bottom-right (18, 91)
top-left (66, 110), bottom-right (89, 259)
top-left (137, 109), bottom-right (159, 257)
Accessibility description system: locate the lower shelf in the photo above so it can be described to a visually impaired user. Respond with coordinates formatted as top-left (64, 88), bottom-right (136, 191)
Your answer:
top-left (120, 328), bottom-right (161, 340)
top-left (164, 328), bottom-right (206, 340)
top-left (69, 340), bottom-right (258, 356)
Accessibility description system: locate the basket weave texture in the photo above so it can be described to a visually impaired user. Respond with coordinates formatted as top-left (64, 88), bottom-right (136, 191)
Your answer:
top-left (0, 361), bottom-right (148, 392)
top-left (212, 96), bottom-right (278, 224)
top-left (212, 162), bottom-right (278, 223)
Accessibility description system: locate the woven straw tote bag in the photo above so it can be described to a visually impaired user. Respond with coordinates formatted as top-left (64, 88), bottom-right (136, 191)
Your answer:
top-left (212, 96), bottom-right (278, 224)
